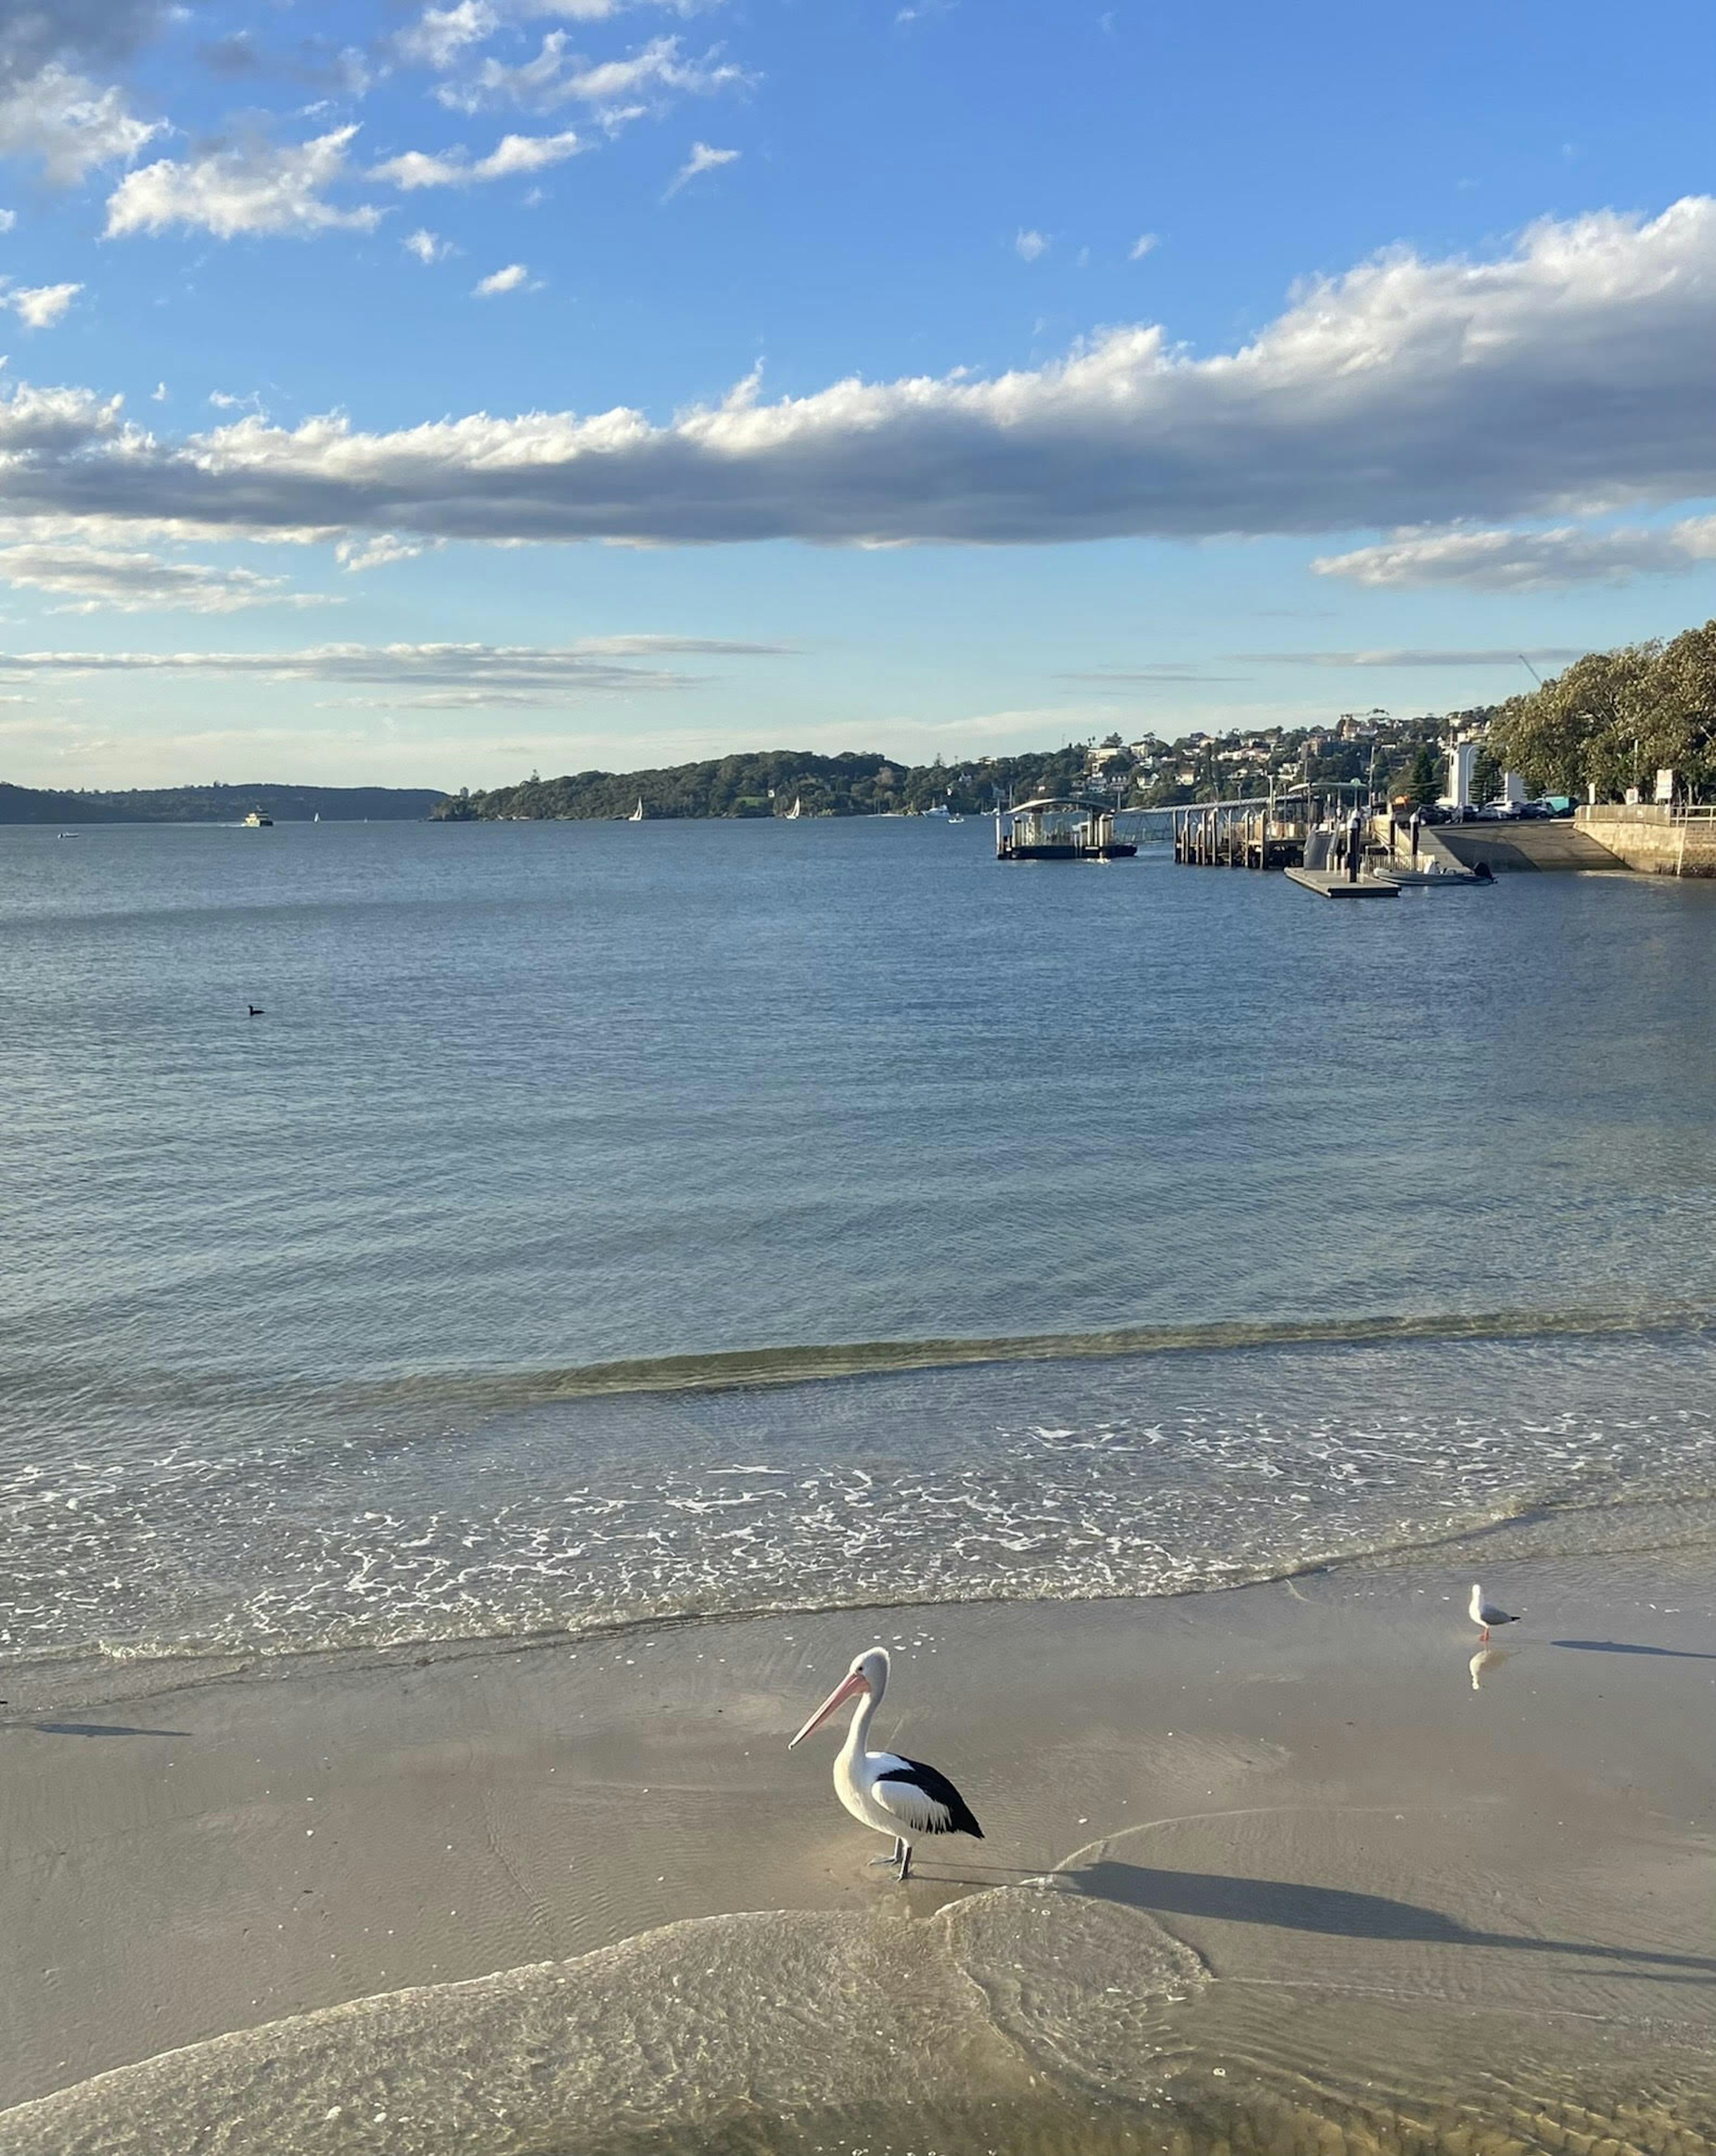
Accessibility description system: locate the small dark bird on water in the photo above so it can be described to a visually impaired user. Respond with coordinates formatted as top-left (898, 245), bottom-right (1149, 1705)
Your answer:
top-left (247, 1005), bottom-right (265, 1017)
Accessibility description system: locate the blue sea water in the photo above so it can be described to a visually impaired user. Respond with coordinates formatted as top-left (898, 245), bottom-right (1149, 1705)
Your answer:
top-left (2, 816), bottom-right (1714, 1661)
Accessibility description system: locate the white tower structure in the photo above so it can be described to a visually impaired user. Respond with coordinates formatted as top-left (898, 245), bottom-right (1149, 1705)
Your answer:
top-left (1445, 739), bottom-right (1478, 809)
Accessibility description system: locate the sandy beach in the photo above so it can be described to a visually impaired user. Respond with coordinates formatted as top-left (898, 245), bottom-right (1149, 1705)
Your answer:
top-left (3, 1547), bottom-right (1713, 2152)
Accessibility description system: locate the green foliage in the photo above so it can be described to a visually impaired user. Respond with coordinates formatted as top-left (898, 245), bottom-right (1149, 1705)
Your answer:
top-left (0, 783), bottom-right (446, 824)
top-left (1396, 745), bottom-right (1441, 810)
top-left (1489, 623), bottom-right (1716, 800)
top-left (433, 745), bottom-right (1096, 821)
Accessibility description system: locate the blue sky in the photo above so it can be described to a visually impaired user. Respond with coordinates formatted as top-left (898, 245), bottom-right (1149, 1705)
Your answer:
top-left (1, 0), bottom-right (1714, 787)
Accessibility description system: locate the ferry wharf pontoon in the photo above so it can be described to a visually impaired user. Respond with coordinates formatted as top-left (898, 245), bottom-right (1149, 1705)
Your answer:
top-left (994, 796), bottom-right (1138, 862)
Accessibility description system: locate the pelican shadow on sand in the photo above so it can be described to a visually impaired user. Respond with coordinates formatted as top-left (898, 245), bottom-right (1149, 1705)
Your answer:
top-left (29, 1721), bottom-right (191, 1738)
top-left (1552, 1638), bottom-right (1716, 1660)
top-left (1070, 1862), bottom-right (1716, 1979)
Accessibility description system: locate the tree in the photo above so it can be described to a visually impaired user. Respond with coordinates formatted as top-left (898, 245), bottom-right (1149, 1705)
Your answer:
top-left (1399, 744), bottom-right (1440, 809)
top-left (1487, 632), bottom-right (1716, 799)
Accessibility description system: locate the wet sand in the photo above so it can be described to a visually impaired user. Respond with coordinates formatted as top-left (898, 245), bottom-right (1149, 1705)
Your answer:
top-left (3, 1550), bottom-right (1713, 2148)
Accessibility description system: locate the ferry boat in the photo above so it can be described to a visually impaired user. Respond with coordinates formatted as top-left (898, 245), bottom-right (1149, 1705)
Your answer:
top-left (994, 795), bottom-right (1136, 862)
top-left (242, 807), bottom-right (273, 827)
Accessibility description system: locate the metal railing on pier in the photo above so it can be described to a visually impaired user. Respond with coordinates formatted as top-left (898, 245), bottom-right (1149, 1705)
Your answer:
top-left (1581, 803), bottom-right (1716, 824)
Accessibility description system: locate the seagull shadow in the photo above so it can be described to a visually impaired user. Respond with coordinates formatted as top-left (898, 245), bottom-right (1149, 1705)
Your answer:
top-left (1551, 1639), bottom-right (1716, 1661)
top-left (31, 1722), bottom-right (191, 1738)
top-left (1070, 1862), bottom-right (1716, 1978)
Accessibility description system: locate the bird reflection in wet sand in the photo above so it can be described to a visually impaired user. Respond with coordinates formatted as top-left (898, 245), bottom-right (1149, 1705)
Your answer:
top-left (1469, 1646), bottom-right (1510, 1690)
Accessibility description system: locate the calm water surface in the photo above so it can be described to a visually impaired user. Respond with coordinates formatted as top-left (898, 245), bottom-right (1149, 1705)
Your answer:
top-left (3, 818), bottom-right (1714, 1659)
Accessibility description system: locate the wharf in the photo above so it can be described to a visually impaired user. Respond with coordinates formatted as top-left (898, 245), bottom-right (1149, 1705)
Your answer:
top-left (1284, 867), bottom-right (1400, 899)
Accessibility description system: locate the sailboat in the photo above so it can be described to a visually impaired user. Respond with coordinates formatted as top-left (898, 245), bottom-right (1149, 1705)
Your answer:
top-left (784, 795), bottom-right (803, 820)
top-left (628, 797), bottom-right (645, 822)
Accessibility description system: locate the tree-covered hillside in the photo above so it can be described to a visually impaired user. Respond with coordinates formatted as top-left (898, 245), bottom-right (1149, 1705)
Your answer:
top-left (433, 745), bottom-right (1094, 820)
top-left (0, 783), bottom-right (448, 824)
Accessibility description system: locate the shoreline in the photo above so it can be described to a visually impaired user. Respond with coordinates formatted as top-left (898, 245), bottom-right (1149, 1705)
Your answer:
top-left (8, 1473), bottom-right (1716, 1705)
top-left (4, 1547), bottom-right (1714, 2147)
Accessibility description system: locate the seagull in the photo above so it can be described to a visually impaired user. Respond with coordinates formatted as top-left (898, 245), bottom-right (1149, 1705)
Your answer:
top-left (787, 1647), bottom-right (982, 1881)
top-left (1468, 1583), bottom-right (1517, 1643)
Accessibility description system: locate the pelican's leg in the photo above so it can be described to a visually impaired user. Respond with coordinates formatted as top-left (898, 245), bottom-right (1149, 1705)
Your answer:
top-left (868, 1837), bottom-right (904, 1868)
top-left (897, 1840), bottom-right (913, 1882)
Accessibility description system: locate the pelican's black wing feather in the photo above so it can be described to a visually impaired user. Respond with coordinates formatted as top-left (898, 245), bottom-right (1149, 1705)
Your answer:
top-left (871, 1755), bottom-right (983, 1839)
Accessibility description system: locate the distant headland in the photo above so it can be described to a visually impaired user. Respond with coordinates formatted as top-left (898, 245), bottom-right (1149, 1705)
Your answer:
top-left (431, 747), bottom-right (1094, 822)
top-left (0, 782), bottom-right (448, 825)
top-left (429, 722), bottom-right (1472, 822)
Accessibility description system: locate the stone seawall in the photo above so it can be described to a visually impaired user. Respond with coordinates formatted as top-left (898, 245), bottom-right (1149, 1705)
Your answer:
top-left (1577, 807), bottom-right (1716, 877)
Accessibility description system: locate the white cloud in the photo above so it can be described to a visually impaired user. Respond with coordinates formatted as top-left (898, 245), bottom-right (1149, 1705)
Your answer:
top-left (1238, 645), bottom-right (1587, 668)
top-left (0, 208), bottom-right (14, 231)
top-left (0, 635), bottom-right (787, 698)
top-left (105, 127), bottom-right (381, 240)
top-left (440, 31), bottom-right (744, 114)
top-left (397, 1), bottom-right (500, 68)
top-left (395, 0), bottom-right (720, 70)
top-left (371, 129), bottom-right (582, 189)
top-left (335, 533), bottom-right (429, 571)
top-left (1313, 520), bottom-right (1716, 591)
top-left (1014, 227), bottom-right (1047, 262)
top-left (1128, 232), bottom-right (1158, 261)
top-left (0, 62), bottom-right (158, 183)
top-left (665, 138), bottom-right (736, 194)
top-left (474, 261), bottom-right (530, 294)
top-left (4, 280), bottom-right (80, 328)
top-left (0, 542), bottom-right (330, 613)
top-left (8, 200), bottom-right (1716, 555)
top-left (404, 227), bottom-right (454, 263)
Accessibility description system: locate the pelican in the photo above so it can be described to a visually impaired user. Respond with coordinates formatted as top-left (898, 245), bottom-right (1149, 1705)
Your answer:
top-left (787, 1647), bottom-right (982, 1880)
top-left (1468, 1583), bottom-right (1517, 1643)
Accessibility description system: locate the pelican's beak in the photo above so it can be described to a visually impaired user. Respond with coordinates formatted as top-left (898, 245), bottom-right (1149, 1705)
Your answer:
top-left (787, 1668), bottom-right (868, 1748)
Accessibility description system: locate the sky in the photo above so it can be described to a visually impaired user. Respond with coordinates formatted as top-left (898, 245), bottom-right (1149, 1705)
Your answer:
top-left (1, 0), bottom-right (1715, 789)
